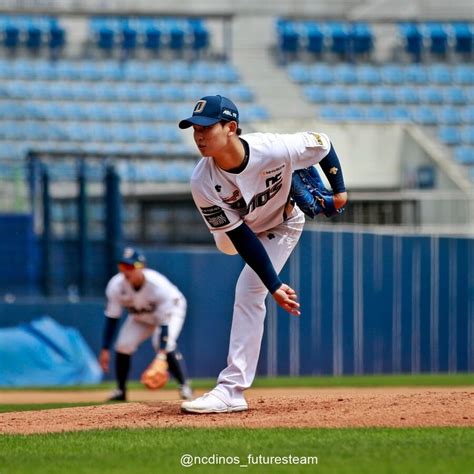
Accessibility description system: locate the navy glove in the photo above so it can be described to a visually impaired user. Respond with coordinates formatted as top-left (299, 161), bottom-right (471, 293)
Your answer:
top-left (291, 166), bottom-right (344, 218)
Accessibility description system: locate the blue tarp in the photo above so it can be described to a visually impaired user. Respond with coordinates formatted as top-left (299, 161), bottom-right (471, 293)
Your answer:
top-left (0, 316), bottom-right (102, 386)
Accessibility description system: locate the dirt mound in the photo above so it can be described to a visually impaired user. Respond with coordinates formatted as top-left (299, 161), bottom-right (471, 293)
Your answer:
top-left (1, 387), bottom-right (472, 434)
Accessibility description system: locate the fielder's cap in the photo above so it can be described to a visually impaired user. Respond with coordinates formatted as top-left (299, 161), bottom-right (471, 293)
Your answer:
top-left (178, 95), bottom-right (239, 129)
top-left (118, 247), bottom-right (146, 268)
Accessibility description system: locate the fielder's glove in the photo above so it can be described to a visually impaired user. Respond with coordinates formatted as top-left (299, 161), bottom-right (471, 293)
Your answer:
top-left (291, 166), bottom-right (344, 219)
top-left (141, 352), bottom-right (169, 390)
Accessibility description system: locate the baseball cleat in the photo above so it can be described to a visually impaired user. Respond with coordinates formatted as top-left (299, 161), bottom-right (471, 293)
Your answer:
top-left (181, 392), bottom-right (248, 414)
top-left (107, 389), bottom-right (126, 402)
top-left (179, 383), bottom-right (194, 401)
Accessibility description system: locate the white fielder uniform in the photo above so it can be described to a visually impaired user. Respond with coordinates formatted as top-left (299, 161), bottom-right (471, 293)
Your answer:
top-left (105, 268), bottom-right (187, 355)
top-left (191, 130), bottom-right (332, 405)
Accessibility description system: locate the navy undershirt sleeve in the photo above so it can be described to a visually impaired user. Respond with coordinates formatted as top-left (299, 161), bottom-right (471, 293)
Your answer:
top-left (102, 316), bottom-right (119, 350)
top-left (226, 222), bottom-right (282, 294)
top-left (319, 143), bottom-right (346, 194)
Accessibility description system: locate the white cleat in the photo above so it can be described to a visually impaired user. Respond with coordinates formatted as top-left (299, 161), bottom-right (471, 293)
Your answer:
top-left (181, 392), bottom-right (248, 414)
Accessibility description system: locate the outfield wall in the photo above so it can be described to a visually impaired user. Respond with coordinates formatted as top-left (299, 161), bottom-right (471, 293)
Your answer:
top-left (0, 227), bottom-right (472, 382)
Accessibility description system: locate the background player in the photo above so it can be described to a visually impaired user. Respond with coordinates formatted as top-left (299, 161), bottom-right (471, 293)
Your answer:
top-left (178, 95), bottom-right (347, 413)
top-left (99, 247), bottom-right (193, 401)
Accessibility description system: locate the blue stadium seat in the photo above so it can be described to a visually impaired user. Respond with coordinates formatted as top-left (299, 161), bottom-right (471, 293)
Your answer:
top-left (452, 23), bottom-right (473, 55)
top-left (306, 23), bottom-right (324, 56)
top-left (341, 106), bottom-right (366, 121)
top-left (381, 64), bottom-right (405, 85)
top-left (161, 84), bottom-right (186, 101)
top-left (404, 64), bottom-right (428, 84)
top-left (356, 65), bottom-right (381, 85)
top-left (26, 25), bottom-right (42, 51)
top-left (326, 86), bottom-right (350, 104)
top-left (366, 107), bottom-right (389, 122)
top-left (4, 25), bottom-right (20, 50)
top-left (452, 65), bottom-right (474, 85)
top-left (327, 22), bottom-right (350, 58)
top-left (168, 25), bottom-right (186, 52)
top-left (428, 64), bottom-right (452, 85)
top-left (215, 63), bottom-right (239, 83)
top-left (229, 84), bottom-right (254, 102)
top-left (454, 146), bottom-right (474, 164)
top-left (334, 64), bottom-right (358, 84)
top-left (419, 86), bottom-right (444, 105)
top-left (444, 87), bottom-right (467, 105)
top-left (310, 64), bottom-right (334, 84)
top-left (373, 86), bottom-right (397, 104)
top-left (350, 86), bottom-right (372, 104)
top-left (399, 23), bottom-right (423, 62)
top-left (461, 107), bottom-right (474, 124)
top-left (398, 86), bottom-right (420, 104)
top-left (97, 26), bottom-right (115, 52)
top-left (412, 106), bottom-right (438, 125)
top-left (461, 127), bottom-right (474, 145)
top-left (121, 26), bottom-right (138, 53)
top-left (319, 105), bottom-right (343, 121)
top-left (438, 127), bottom-right (461, 146)
top-left (278, 24), bottom-right (300, 55)
top-left (351, 23), bottom-right (374, 57)
top-left (191, 24), bottom-right (209, 53)
top-left (424, 23), bottom-right (448, 56)
top-left (144, 25), bottom-right (161, 53)
top-left (288, 63), bottom-right (310, 84)
top-left (389, 105), bottom-right (411, 122)
top-left (438, 107), bottom-right (462, 125)
top-left (49, 23), bottom-right (66, 51)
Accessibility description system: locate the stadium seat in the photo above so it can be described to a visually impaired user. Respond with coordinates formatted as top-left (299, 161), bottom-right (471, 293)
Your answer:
top-left (310, 64), bottom-right (334, 84)
top-left (306, 23), bottom-right (324, 56)
top-left (381, 64), bottom-right (404, 85)
top-left (438, 107), bottom-right (462, 125)
top-left (144, 25), bottom-right (161, 53)
top-left (461, 107), bottom-right (474, 124)
top-left (288, 63), bottom-right (310, 84)
top-left (452, 65), bottom-right (474, 85)
top-left (4, 25), bottom-right (20, 50)
top-left (404, 64), bottom-right (428, 84)
top-left (428, 64), bottom-right (452, 85)
top-left (326, 86), bottom-right (350, 104)
top-left (461, 127), bottom-right (474, 145)
top-left (419, 86), bottom-right (444, 105)
top-left (356, 65), bottom-right (381, 85)
top-left (373, 86), bottom-right (397, 104)
top-left (319, 105), bottom-right (343, 121)
top-left (168, 26), bottom-right (185, 52)
top-left (438, 127), bottom-right (461, 146)
top-left (351, 23), bottom-right (374, 57)
top-left (398, 86), bottom-right (420, 104)
top-left (26, 25), bottom-right (42, 52)
top-left (444, 87), bottom-right (467, 105)
top-left (399, 23), bottom-right (423, 62)
top-left (366, 107), bottom-right (388, 122)
top-left (452, 23), bottom-right (473, 55)
top-left (389, 105), bottom-right (411, 122)
top-left (328, 22), bottom-right (351, 58)
top-left (454, 146), bottom-right (474, 164)
top-left (412, 106), bottom-right (438, 125)
top-left (350, 86), bottom-right (372, 104)
top-left (334, 64), bottom-right (358, 84)
top-left (424, 23), bottom-right (448, 56)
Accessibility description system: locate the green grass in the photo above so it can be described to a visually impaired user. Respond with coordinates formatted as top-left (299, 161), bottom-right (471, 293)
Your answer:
top-left (0, 403), bottom-right (107, 413)
top-left (0, 372), bottom-right (472, 392)
top-left (0, 427), bottom-right (472, 474)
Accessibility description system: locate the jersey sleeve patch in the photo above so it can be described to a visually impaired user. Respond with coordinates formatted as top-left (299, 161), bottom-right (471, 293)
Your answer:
top-left (303, 132), bottom-right (329, 149)
top-left (200, 205), bottom-right (231, 228)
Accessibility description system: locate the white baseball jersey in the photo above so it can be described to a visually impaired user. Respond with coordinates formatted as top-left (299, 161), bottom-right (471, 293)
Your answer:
top-left (190, 131), bottom-right (331, 235)
top-left (105, 268), bottom-right (185, 327)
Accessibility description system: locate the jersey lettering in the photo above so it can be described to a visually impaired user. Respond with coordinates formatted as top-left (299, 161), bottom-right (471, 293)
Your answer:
top-left (125, 302), bottom-right (157, 315)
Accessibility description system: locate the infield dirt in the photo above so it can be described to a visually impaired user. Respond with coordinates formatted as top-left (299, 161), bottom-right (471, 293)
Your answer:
top-left (0, 387), bottom-right (472, 434)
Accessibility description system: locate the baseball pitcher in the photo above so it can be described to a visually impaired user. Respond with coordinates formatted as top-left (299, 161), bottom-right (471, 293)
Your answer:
top-left (178, 95), bottom-right (347, 413)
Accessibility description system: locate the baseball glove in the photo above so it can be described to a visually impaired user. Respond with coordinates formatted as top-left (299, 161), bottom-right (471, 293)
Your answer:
top-left (140, 352), bottom-right (169, 390)
top-left (291, 166), bottom-right (344, 219)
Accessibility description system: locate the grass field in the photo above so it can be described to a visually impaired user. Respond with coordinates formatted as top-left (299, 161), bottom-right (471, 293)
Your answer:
top-left (1, 374), bottom-right (472, 473)
top-left (0, 427), bottom-right (472, 474)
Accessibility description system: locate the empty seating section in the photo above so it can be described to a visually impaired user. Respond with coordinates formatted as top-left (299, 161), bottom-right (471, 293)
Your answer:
top-left (0, 15), bottom-right (66, 56)
top-left (288, 61), bottom-right (474, 175)
top-left (277, 19), bottom-right (374, 62)
top-left (89, 17), bottom-right (210, 57)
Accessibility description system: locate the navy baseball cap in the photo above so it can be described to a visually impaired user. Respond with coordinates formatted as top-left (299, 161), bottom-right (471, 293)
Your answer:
top-left (178, 95), bottom-right (239, 129)
top-left (118, 247), bottom-right (146, 268)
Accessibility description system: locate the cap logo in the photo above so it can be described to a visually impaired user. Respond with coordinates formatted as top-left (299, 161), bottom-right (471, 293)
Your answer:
top-left (123, 247), bottom-right (134, 258)
top-left (193, 100), bottom-right (207, 114)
